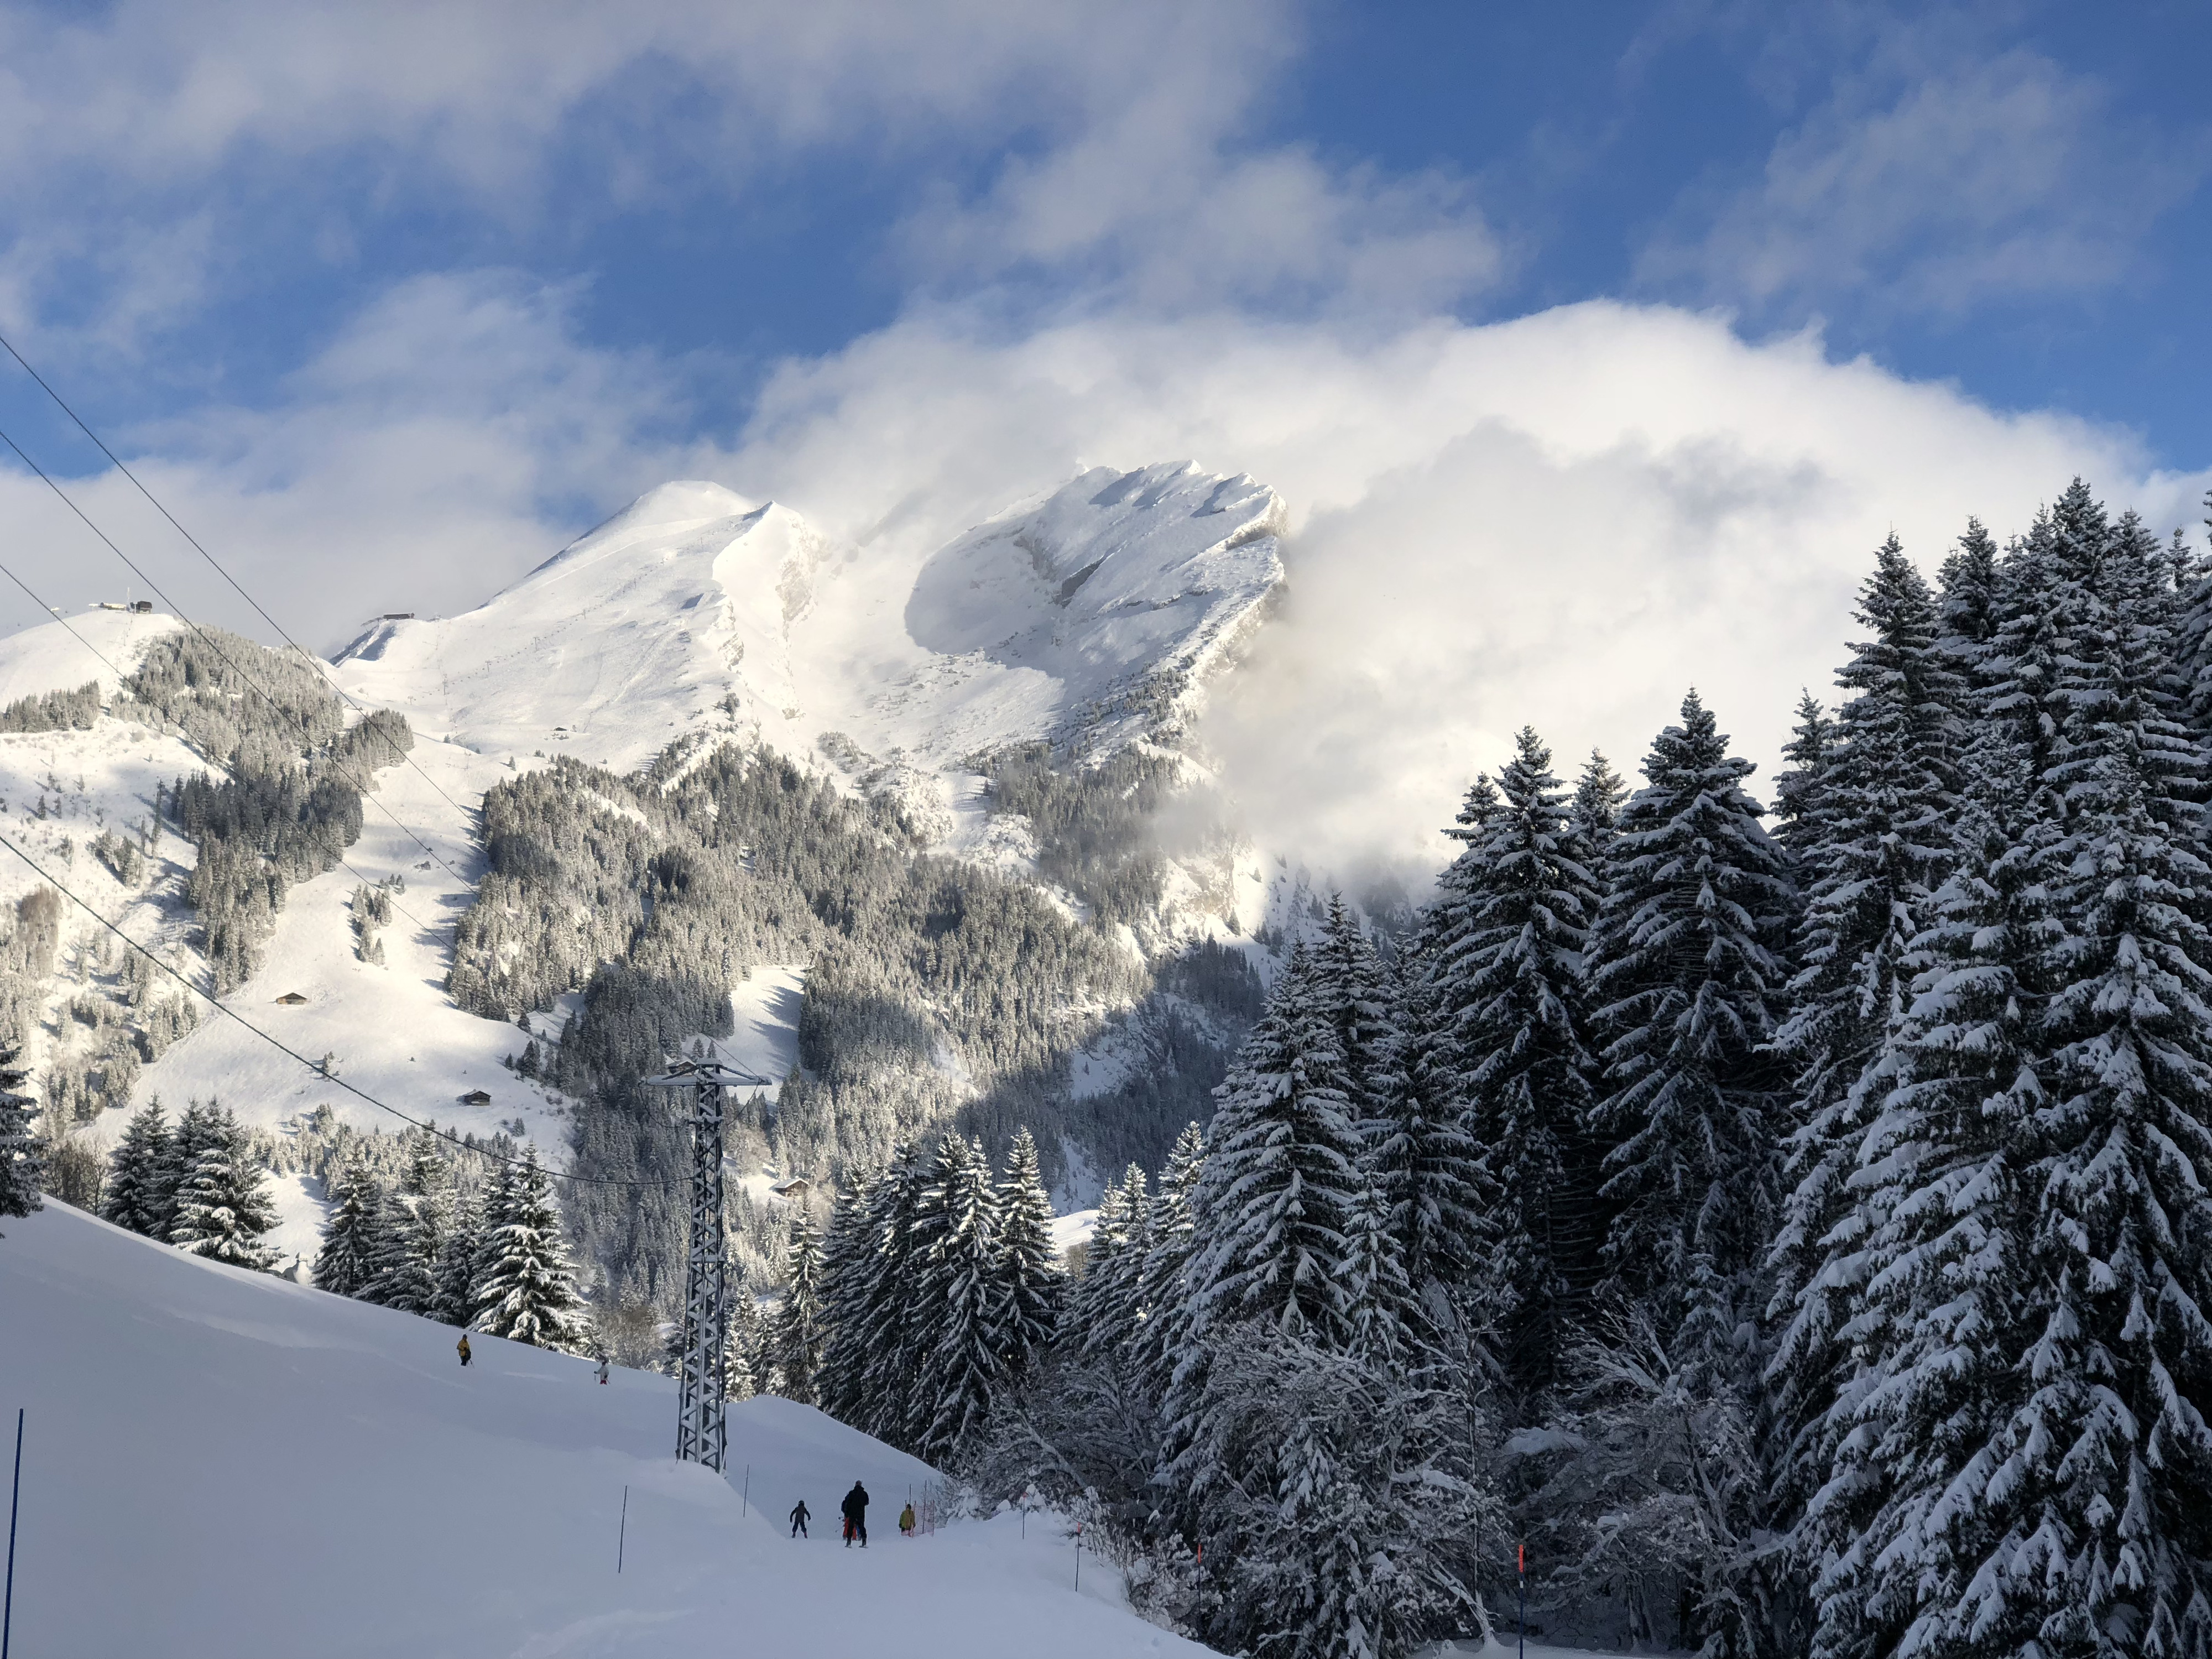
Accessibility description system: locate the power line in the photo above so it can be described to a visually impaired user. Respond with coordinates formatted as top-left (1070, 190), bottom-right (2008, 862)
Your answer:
top-left (0, 325), bottom-right (478, 822)
top-left (0, 826), bottom-right (674, 1191)
top-left (0, 550), bottom-right (441, 942)
top-left (0, 420), bottom-right (475, 890)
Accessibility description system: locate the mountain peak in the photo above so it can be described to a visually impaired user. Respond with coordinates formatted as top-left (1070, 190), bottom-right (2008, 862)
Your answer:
top-left (333, 462), bottom-right (1283, 776)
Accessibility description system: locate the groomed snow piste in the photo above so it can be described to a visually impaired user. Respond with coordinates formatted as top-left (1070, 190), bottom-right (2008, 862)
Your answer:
top-left (0, 1202), bottom-right (1215, 1659)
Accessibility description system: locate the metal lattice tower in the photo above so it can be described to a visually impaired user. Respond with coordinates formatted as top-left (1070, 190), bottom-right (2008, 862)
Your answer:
top-left (641, 1056), bottom-right (772, 1473)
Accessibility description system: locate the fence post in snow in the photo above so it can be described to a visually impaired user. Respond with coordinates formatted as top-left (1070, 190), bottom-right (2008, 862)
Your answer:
top-left (6, 1407), bottom-right (23, 1659)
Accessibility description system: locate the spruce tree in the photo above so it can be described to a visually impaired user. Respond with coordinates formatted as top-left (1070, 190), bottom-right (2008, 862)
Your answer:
top-left (769, 1211), bottom-right (826, 1406)
top-left (1309, 895), bottom-right (1403, 1124)
top-left (815, 1177), bottom-right (876, 1426)
top-left (372, 1187), bottom-right (451, 1316)
top-left (1803, 482), bottom-right (2212, 1658)
top-left (917, 1136), bottom-right (1004, 1458)
top-left (99, 1101), bottom-right (172, 1236)
top-left (1128, 1121), bottom-right (1205, 1402)
top-left (1370, 954), bottom-right (1491, 1313)
top-left (724, 1276), bottom-right (761, 1401)
top-left (472, 1149), bottom-right (588, 1353)
top-left (1767, 538), bottom-right (1961, 1519)
top-left (1934, 515), bottom-right (2004, 670)
top-left (169, 1109), bottom-right (278, 1270)
top-left (1570, 749), bottom-right (1629, 859)
top-left (1066, 1165), bottom-right (1141, 1361)
top-left (1427, 726), bottom-right (1603, 1395)
top-left (433, 1187), bottom-right (483, 1327)
top-left (159, 1100), bottom-right (229, 1241)
top-left (848, 1142), bottom-right (930, 1443)
top-left (0, 1041), bottom-right (41, 1235)
top-left (1182, 946), bottom-right (1366, 1347)
top-left (1770, 692), bottom-right (1837, 865)
top-left (1584, 691), bottom-right (1795, 1363)
top-left (314, 1152), bottom-right (384, 1297)
top-left (993, 1125), bottom-right (1061, 1382)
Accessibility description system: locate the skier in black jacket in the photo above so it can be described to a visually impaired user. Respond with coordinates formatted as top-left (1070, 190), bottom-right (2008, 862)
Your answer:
top-left (841, 1481), bottom-right (869, 1548)
top-left (789, 1499), bottom-right (810, 1539)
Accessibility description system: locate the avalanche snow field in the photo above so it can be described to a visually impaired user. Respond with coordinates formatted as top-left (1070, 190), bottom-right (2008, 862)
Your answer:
top-left (0, 1203), bottom-right (1212, 1659)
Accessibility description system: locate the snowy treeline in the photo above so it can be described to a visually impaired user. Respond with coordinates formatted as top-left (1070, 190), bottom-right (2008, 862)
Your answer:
top-left (781, 480), bottom-right (2212, 1659)
top-left (0, 680), bottom-right (99, 734)
top-left (312, 1134), bottom-right (589, 1350)
top-left (448, 745), bottom-right (1258, 1311)
top-left (92, 1098), bottom-right (281, 1268)
top-left (131, 628), bottom-right (414, 993)
top-left (95, 1102), bottom-right (594, 1352)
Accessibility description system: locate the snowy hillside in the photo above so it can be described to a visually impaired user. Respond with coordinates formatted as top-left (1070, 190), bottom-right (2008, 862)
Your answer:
top-left (0, 1200), bottom-right (1216, 1659)
top-left (0, 461), bottom-right (1305, 1274)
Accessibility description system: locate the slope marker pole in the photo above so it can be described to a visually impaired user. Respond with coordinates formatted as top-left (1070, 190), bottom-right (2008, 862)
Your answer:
top-left (618, 1485), bottom-right (629, 1575)
top-left (4, 1408), bottom-right (22, 1659)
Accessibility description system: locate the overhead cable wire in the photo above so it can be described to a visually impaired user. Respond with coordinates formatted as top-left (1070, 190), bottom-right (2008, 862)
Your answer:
top-left (0, 549), bottom-right (439, 939)
top-left (0, 325), bottom-right (478, 821)
top-left (0, 826), bottom-right (676, 1192)
top-left (0, 420), bottom-right (474, 889)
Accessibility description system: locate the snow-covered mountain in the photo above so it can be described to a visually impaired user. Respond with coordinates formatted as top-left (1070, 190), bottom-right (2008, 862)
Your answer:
top-left (0, 460), bottom-right (1308, 1236)
top-left (335, 461), bottom-right (1284, 788)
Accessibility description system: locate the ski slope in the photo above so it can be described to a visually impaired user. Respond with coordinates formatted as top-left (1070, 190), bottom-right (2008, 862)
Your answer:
top-left (0, 1201), bottom-right (1214, 1659)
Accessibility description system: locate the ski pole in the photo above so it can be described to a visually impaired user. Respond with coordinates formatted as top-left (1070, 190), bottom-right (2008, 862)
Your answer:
top-left (742, 1465), bottom-right (749, 1517)
top-left (1517, 1541), bottom-right (1525, 1659)
top-left (618, 1485), bottom-right (629, 1574)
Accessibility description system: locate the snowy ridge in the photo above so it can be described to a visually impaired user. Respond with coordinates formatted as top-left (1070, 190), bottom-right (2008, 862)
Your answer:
top-left (334, 461), bottom-right (1285, 781)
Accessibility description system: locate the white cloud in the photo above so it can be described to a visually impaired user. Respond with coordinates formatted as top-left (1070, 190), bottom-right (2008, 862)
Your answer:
top-left (6, 278), bottom-right (2200, 886)
top-left (1640, 44), bottom-right (2209, 318)
top-left (719, 300), bottom-right (2204, 880)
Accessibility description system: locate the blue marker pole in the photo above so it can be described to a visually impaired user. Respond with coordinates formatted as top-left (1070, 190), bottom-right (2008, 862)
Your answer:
top-left (4, 1408), bottom-right (23, 1659)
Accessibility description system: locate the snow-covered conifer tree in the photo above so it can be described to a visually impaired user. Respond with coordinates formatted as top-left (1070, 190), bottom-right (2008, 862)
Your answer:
top-left (1766, 538), bottom-right (1961, 1517)
top-left (916, 1136), bottom-right (1005, 1458)
top-left (769, 1209), bottom-right (825, 1406)
top-left (1370, 955), bottom-right (1492, 1317)
top-left (1584, 691), bottom-right (1794, 1364)
top-left (432, 1187), bottom-right (483, 1327)
top-left (98, 1100), bottom-right (171, 1236)
top-left (724, 1276), bottom-right (761, 1401)
top-left (158, 1100), bottom-right (229, 1241)
top-left (847, 1142), bottom-right (930, 1442)
top-left (169, 1108), bottom-right (278, 1270)
top-left (1065, 1164), bottom-right (1141, 1361)
top-left (472, 1149), bottom-right (588, 1352)
top-left (1769, 692), bottom-right (1836, 865)
top-left (1934, 515), bottom-right (2004, 669)
top-left (1128, 1121), bottom-right (1205, 1401)
top-left (1569, 749), bottom-right (1629, 859)
top-left (0, 1041), bottom-right (41, 1235)
top-left (1310, 895), bottom-right (1403, 1123)
top-left (1181, 945), bottom-right (1367, 1348)
top-left (815, 1176), bottom-right (875, 1426)
top-left (1802, 482), bottom-right (2212, 1659)
top-left (1427, 727), bottom-right (1602, 1394)
top-left (314, 1152), bottom-right (384, 1297)
top-left (993, 1126), bottom-right (1061, 1381)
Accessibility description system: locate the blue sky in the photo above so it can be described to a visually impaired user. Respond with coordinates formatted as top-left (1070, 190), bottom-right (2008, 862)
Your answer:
top-left (1, 0), bottom-right (2206, 863)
